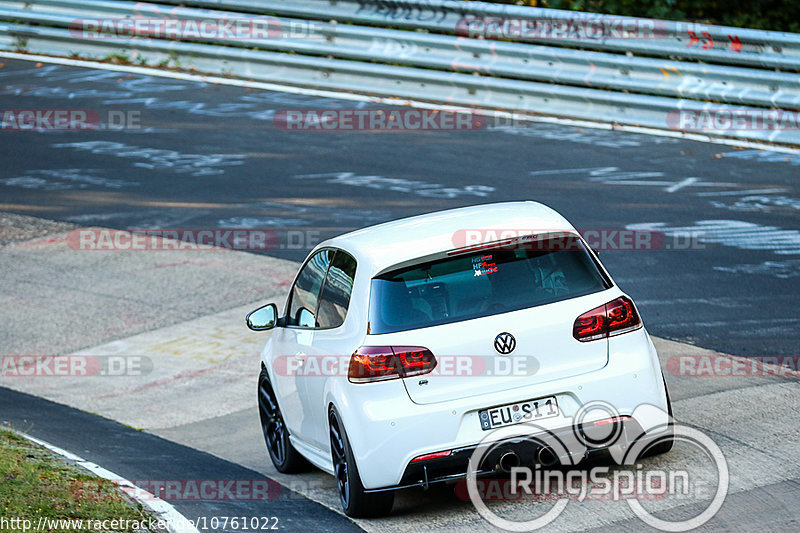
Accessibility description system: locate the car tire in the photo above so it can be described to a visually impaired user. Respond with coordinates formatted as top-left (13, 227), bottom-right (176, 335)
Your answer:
top-left (258, 368), bottom-right (309, 473)
top-left (329, 407), bottom-right (394, 517)
top-left (638, 376), bottom-right (675, 458)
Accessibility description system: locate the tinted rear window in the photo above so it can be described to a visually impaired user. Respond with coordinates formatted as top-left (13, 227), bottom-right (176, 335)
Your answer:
top-left (369, 238), bottom-right (610, 334)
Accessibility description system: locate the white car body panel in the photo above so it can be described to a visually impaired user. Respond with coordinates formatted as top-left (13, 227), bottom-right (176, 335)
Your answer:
top-left (257, 201), bottom-right (670, 490)
top-left (384, 290), bottom-right (613, 405)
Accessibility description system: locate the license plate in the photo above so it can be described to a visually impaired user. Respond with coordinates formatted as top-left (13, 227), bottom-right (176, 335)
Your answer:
top-left (479, 396), bottom-right (559, 430)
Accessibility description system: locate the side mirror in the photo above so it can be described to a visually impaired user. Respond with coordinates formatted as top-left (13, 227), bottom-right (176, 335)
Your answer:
top-left (246, 303), bottom-right (278, 331)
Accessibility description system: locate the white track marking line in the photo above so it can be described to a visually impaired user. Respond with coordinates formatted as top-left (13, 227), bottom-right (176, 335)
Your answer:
top-left (696, 188), bottom-right (790, 196)
top-left (1, 51), bottom-right (798, 155)
top-left (528, 167), bottom-right (611, 176)
top-left (9, 430), bottom-right (201, 533)
top-left (665, 176), bottom-right (699, 192)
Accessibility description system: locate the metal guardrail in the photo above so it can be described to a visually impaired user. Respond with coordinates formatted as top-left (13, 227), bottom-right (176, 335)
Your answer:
top-left (1, 0), bottom-right (799, 146)
top-left (3, 0), bottom-right (799, 110)
top-left (151, 0), bottom-right (800, 70)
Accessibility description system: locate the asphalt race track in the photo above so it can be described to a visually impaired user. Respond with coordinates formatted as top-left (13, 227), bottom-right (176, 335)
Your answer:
top-left (1, 59), bottom-right (798, 356)
top-left (0, 387), bottom-right (362, 533)
top-left (1, 57), bottom-right (799, 532)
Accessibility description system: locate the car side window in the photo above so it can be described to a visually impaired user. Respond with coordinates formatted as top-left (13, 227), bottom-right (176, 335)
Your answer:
top-left (288, 250), bottom-right (332, 328)
top-left (317, 251), bottom-right (357, 329)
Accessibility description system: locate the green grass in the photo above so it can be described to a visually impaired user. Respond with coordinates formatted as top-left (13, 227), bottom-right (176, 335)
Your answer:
top-left (0, 430), bottom-right (156, 532)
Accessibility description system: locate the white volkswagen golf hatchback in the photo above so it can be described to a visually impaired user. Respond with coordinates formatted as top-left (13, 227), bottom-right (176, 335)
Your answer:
top-left (246, 201), bottom-right (672, 517)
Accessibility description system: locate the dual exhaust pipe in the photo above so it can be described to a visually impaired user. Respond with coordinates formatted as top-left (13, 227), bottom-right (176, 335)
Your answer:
top-left (498, 446), bottom-right (558, 472)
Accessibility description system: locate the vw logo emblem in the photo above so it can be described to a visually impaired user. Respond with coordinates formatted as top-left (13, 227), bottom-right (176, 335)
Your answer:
top-left (494, 332), bottom-right (516, 355)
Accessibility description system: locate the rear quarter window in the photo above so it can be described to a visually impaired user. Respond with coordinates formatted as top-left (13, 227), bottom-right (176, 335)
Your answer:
top-left (316, 251), bottom-right (357, 329)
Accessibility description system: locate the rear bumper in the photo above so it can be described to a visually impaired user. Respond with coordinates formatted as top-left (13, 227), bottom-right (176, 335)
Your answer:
top-left (366, 417), bottom-right (664, 493)
top-left (334, 328), bottom-right (668, 489)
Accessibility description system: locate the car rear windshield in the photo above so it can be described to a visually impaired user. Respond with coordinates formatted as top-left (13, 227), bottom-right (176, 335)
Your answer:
top-left (368, 237), bottom-right (611, 334)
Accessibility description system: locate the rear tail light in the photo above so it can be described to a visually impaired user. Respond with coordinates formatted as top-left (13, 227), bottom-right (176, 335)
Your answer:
top-left (573, 304), bottom-right (607, 342)
top-left (348, 346), bottom-right (436, 383)
top-left (573, 296), bottom-right (641, 342)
